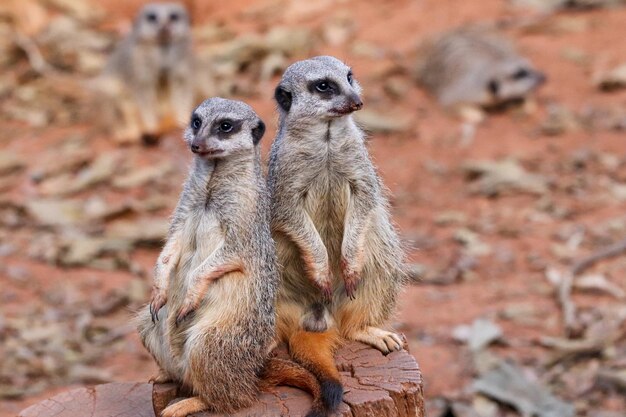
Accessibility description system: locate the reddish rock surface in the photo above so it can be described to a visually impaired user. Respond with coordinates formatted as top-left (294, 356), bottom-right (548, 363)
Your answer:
top-left (19, 342), bottom-right (424, 417)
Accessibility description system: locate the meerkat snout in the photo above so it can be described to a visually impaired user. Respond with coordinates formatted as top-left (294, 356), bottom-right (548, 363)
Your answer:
top-left (484, 62), bottom-right (546, 108)
top-left (274, 55), bottom-right (364, 121)
top-left (184, 98), bottom-right (265, 159)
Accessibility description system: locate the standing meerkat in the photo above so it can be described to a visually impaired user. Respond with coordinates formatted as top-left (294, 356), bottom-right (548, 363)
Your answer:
top-left (268, 56), bottom-right (408, 411)
top-left (100, 2), bottom-right (195, 143)
top-left (138, 98), bottom-right (327, 417)
top-left (414, 28), bottom-right (546, 116)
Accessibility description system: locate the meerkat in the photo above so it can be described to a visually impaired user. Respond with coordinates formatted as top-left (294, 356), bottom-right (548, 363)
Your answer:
top-left (137, 98), bottom-right (327, 417)
top-left (268, 56), bottom-right (408, 412)
top-left (414, 28), bottom-right (546, 117)
top-left (99, 2), bottom-right (195, 144)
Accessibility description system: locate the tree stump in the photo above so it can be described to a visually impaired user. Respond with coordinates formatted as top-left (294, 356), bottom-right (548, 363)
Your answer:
top-left (19, 340), bottom-right (424, 417)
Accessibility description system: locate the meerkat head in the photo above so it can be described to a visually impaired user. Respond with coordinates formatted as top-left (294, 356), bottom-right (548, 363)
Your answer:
top-left (482, 59), bottom-right (546, 108)
top-left (274, 56), bottom-right (363, 122)
top-left (183, 98), bottom-right (265, 160)
top-left (133, 3), bottom-right (190, 45)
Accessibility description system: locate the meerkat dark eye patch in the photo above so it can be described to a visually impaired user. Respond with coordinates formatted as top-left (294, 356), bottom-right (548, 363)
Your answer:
top-left (275, 86), bottom-right (292, 112)
top-left (512, 68), bottom-right (530, 80)
top-left (251, 120), bottom-right (265, 145)
top-left (308, 78), bottom-right (340, 99)
top-left (487, 79), bottom-right (500, 96)
top-left (145, 12), bottom-right (158, 23)
top-left (347, 71), bottom-right (353, 85)
top-left (211, 119), bottom-right (242, 139)
top-left (191, 114), bottom-right (202, 131)
top-left (169, 12), bottom-right (180, 22)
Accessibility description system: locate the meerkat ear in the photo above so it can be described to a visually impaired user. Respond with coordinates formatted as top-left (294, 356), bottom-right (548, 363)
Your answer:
top-left (251, 120), bottom-right (266, 145)
top-left (274, 86), bottom-right (292, 112)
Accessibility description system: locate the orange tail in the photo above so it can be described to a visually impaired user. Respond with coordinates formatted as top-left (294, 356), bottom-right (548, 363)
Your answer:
top-left (260, 357), bottom-right (327, 417)
top-left (288, 328), bottom-right (343, 414)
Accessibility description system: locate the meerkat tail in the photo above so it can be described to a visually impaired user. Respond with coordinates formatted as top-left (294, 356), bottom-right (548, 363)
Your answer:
top-left (260, 357), bottom-right (327, 417)
top-left (288, 328), bottom-right (343, 413)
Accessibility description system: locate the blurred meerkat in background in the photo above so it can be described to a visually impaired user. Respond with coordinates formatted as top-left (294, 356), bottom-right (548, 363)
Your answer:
top-left (414, 28), bottom-right (546, 124)
top-left (98, 2), bottom-right (195, 145)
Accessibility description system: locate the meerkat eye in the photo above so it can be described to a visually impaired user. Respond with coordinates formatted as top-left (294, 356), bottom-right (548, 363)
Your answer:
top-left (347, 71), bottom-right (353, 85)
top-left (219, 121), bottom-right (233, 133)
top-left (315, 81), bottom-right (330, 92)
top-left (191, 116), bottom-right (202, 131)
top-left (145, 12), bottom-right (158, 23)
top-left (169, 12), bottom-right (180, 22)
top-left (512, 68), bottom-right (530, 80)
top-left (487, 79), bottom-right (500, 96)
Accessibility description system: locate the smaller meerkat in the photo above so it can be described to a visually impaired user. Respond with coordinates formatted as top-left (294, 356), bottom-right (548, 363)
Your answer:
top-left (414, 28), bottom-right (546, 117)
top-left (268, 56), bottom-right (408, 413)
top-left (138, 98), bottom-right (327, 417)
top-left (100, 2), bottom-right (195, 144)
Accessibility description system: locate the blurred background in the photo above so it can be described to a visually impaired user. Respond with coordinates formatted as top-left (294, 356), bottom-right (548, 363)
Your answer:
top-left (1, 0), bottom-right (625, 416)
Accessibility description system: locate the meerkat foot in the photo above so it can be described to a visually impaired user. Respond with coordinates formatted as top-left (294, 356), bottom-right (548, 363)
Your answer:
top-left (161, 397), bottom-right (207, 417)
top-left (149, 288), bottom-right (167, 323)
top-left (350, 326), bottom-right (403, 354)
top-left (149, 369), bottom-right (172, 384)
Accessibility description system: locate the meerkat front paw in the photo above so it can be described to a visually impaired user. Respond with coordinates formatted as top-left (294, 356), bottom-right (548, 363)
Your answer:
top-left (310, 265), bottom-right (333, 303)
top-left (174, 301), bottom-right (196, 326)
top-left (149, 287), bottom-right (167, 323)
top-left (341, 257), bottom-right (361, 300)
top-left (351, 326), bottom-right (404, 354)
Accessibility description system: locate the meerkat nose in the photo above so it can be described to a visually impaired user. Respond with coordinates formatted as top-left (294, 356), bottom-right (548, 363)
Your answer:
top-left (349, 95), bottom-right (363, 111)
top-left (535, 71), bottom-right (547, 85)
top-left (191, 144), bottom-right (200, 153)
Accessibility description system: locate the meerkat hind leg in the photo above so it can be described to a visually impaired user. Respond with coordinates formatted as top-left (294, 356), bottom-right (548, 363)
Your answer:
top-left (349, 326), bottom-right (403, 354)
top-left (161, 396), bottom-right (208, 417)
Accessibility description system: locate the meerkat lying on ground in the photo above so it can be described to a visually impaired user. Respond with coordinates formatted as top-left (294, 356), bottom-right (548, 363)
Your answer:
top-left (268, 56), bottom-right (408, 413)
top-left (414, 27), bottom-right (546, 120)
top-left (138, 98), bottom-right (327, 417)
top-left (99, 2), bottom-right (195, 145)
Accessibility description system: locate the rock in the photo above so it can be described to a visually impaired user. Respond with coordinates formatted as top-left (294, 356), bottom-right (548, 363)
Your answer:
top-left (106, 217), bottom-right (168, 246)
top-left (112, 162), bottom-right (174, 190)
top-left (265, 27), bottom-right (315, 56)
top-left (60, 236), bottom-right (130, 266)
top-left (0, 151), bottom-right (24, 175)
top-left (383, 77), bottom-right (411, 99)
top-left (454, 228), bottom-right (491, 257)
top-left (452, 318), bottom-right (503, 351)
top-left (541, 104), bottom-right (580, 136)
top-left (473, 361), bottom-right (574, 417)
top-left (39, 153), bottom-right (122, 196)
top-left (354, 109), bottom-right (412, 133)
top-left (462, 159), bottom-right (548, 196)
top-left (321, 15), bottom-right (355, 46)
top-left (595, 62), bottom-right (626, 91)
top-left (26, 199), bottom-right (85, 227)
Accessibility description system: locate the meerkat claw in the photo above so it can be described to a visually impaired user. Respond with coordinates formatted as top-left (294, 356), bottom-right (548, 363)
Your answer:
top-left (149, 290), bottom-right (167, 323)
top-left (340, 257), bottom-right (360, 300)
top-left (175, 305), bottom-right (194, 326)
top-left (320, 284), bottom-right (333, 304)
top-left (344, 277), bottom-right (358, 300)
